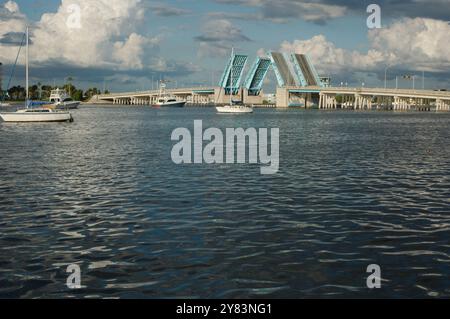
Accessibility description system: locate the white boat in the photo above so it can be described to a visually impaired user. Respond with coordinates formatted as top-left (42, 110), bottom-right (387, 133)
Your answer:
top-left (0, 27), bottom-right (74, 123)
top-left (49, 88), bottom-right (80, 109)
top-left (0, 108), bottom-right (73, 122)
top-left (216, 105), bottom-right (253, 114)
top-left (0, 102), bottom-right (10, 107)
top-left (153, 82), bottom-right (186, 108)
top-left (216, 48), bottom-right (253, 114)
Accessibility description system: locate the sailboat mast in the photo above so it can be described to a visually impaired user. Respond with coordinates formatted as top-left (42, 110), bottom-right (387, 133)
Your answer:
top-left (25, 26), bottom-right (29, 106)
top-left (230, 48), bottom-right (234, 105)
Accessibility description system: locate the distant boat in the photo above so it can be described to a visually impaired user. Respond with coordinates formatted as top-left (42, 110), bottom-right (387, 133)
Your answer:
top-left (216, 105), bottom-right (254, 114)
top-left (153, 81), bottom-right (186, 108)
top-left (0, 102), bottom-right (10, 107)
top-left (49, 88), bottom-right (80, 109)
top-left (0, 27), bottom-right (74, 123)
top-left (216, 48), bottom-right (253, 114)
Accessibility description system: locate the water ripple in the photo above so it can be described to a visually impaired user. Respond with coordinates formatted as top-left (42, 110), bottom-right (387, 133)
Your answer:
top-left (0, 107), bottom-right (449, 298)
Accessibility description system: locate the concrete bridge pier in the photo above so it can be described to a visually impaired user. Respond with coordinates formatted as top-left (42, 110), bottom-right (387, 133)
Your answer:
top-left (320, 93), bottom-right (339, 109)
top-left (319, 93), bottom-right (334, 109)
top-left (354, 94), bottom-right (362, 110)
top-left (375, 96), bottom-right (392, 110)
top-left (394, 97), bottom-right (410, 111)
top-left (341, 95), bottom-right (355, 109)
top-left (357, 95), bottom-right (372, 110)
top-left (277, 87), bottom-right (289, 108)
top-left (436, 99), bottom-right (450, 111)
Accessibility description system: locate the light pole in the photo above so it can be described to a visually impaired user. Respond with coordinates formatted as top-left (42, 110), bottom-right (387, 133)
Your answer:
top-left (422, 71), bottom-right (425, 90)
top-left (384, 65), bottom-right (390, 89)
top-left (396, 76), bottom-right (399, 89)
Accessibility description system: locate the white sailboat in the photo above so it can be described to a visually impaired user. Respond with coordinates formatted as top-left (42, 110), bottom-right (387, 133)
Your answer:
top-left (216, 48), bottom-right (253, 114)
top-left (0, 27), bottom-right (73, 123)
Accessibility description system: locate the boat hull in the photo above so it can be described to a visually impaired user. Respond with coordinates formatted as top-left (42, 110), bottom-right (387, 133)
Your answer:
top-left (216, 106), bottom-right (254, 114)
top-left (55, 101), bottom-right (80, 110)
top-left (153, 101), bottom-right (186, 108)
top-left (0, 112), bottom-right (73, 123)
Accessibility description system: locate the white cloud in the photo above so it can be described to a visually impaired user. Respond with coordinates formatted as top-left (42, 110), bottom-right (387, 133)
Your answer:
top-left (4, 0), bottom-right (19, 13)
top-left (0, 0), bottom-right (161, 71)
top-left (368, 18), bottom-right (450, 71)
top-left (276, 18), bottom-right (450, 77)
top-left (113, 33), bottom-right (159, 70)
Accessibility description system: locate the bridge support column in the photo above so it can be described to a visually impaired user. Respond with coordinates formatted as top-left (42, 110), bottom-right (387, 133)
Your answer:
top-left (354, 94), bottom-right (360, 110)
top-left (393, 97), bottom-right (399, 111)
top-left (276, 87), bottom-right (289, 108)
top-left (436, 99), bottom-right (450, 111)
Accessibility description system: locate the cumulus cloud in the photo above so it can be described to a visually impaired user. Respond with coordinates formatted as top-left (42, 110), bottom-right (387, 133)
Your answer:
top-left (30, 0), bottom-right (157, 70)
top-left (0, 0), bottom-right (187, 74)
top-left (4, 0), bottom-right (19, 13)
top-left (0, 1), bottom-right (27, 52)
top-left (275, 18), bottom-right (450, 80)
top-left (195, 19), bottom-right (251, 57)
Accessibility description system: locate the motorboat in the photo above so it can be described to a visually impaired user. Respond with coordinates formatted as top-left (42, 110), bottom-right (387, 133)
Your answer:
top-left (153, 82), bottom-right (186, 108)
top-left (49, 88), bottom-right (80, 109)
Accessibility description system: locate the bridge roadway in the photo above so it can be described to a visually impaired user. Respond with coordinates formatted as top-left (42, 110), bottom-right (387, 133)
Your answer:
top-left (90, 86), bottom-right (450, 111)
top-left (90, 87), bottom-right (219, 105)
top-left (278, 86), bottom-right (450, 110)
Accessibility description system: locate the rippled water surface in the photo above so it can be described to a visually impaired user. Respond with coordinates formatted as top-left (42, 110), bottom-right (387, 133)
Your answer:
top-left (0, 106), bottom-right (449, 298)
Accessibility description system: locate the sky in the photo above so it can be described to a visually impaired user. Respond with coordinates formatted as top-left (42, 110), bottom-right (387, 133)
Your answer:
top-left (0, 0), bottom-right (449, 93)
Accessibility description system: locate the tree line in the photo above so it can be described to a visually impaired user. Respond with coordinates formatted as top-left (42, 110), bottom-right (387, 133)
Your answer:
top-left (1, 84), bottom-right (109, 101)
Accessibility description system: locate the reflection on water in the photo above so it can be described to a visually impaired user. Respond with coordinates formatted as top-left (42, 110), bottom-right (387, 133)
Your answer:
top-left (0, 106), bottom-right (449, 298)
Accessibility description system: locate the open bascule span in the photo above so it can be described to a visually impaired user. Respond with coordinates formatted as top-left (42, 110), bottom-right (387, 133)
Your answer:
top-left (91, 51), bottom-right (450, 112)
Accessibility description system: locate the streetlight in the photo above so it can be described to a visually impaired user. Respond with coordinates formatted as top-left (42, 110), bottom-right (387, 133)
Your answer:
top-left (422, 71), bottom-right (425, 90)
top-left (384, 65), bottom-right (391, 89)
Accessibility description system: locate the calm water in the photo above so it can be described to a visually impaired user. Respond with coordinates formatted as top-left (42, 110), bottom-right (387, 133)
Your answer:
top-left (0, 106), bottom-right (449, 299)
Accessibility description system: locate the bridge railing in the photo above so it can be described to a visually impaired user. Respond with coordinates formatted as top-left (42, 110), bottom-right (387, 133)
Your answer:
top-left (285, 86), bottom-right (450, 99)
